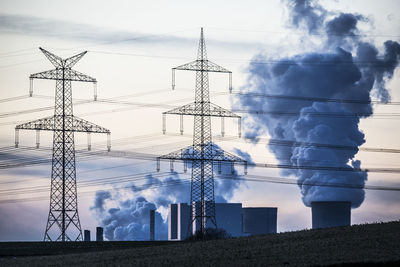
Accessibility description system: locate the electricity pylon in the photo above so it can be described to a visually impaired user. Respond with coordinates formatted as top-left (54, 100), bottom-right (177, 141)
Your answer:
top-left (157, 28), bottom-right (247, 237)
top-left (14, 48), bottom-right (111, 241)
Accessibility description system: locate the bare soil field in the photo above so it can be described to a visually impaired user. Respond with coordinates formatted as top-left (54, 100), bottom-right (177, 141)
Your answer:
top-left (1, 221), bottom-right (399, 266)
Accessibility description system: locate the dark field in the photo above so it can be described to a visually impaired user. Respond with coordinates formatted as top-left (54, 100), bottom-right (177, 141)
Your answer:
top-left (1, 221), bottom-right (399, 266)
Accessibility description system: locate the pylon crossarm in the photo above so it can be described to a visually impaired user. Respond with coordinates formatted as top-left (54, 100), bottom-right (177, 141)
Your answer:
top-left (164, 102), bottom-right (240, 118)
top-left (158, 146), bottom-right (199, 161)
top-left (210, 144), bottom-right (246, 163)
top-left (39, 47), bottom-right (63, 67)
top-left (30, 69), bottom-right (60, 81)
top-left (64, 51), bottom-right (88, 68)
top-left (157, 144), bottom-right (245, 163)
top-left (67, 69), bottom-right (96, 83)
top-left (202, 60), bottom-right (231, 73)
top-left (208, 103), bottom-right (240, 118)
top-left (164, 102), bottom-right (196, 115)
top-left (16, 116), bottom-right (54, 131)
top-left (72, 116), bottom-right (110, 133)
top-left (30, 69), bottom-right (96, 83)
top-left (173, 60), bottom-right (198, 71)
top-left (15, 116), bottom-right (110, 133)
top-left (174, 60), bottom-right (231, 73)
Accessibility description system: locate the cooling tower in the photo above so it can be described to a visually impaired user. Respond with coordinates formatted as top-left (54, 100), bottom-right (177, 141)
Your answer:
top-left (311, 201), bottom-right (351, 229)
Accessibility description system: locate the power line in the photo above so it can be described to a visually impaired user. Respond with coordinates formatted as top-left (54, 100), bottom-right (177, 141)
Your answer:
top-left (1, 171), bottom-right (399, 205)
top-left (1, 46), bottom-right (399, 70)
top-left (229, 91), bottom-right (400, 106)
top-left (0, 95), bottom-right (32, 104)
top-left (0, 27), bottom-right (198, 69)
top-left (5, 95), bottom-right (398, 120)
top-left (206, 26), bottom-right (400, 39)
top-left (164, 132), bottom-right (400, 154)
top-left (0, 48), bottom-right (37, 56)
top-left (2, 145), bottom-right (399, 174)
top-left (89, 49), bottom-right (400, 67)
top-left (1, 127), bottom-right (399, 171)
top-left (3, 100), bottom-right (399, 119)
top-left (0, 99), bottom-right (94, 118)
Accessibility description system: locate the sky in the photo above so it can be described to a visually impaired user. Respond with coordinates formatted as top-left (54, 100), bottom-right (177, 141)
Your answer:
top-left (0, 0), bottom-right (399, 241)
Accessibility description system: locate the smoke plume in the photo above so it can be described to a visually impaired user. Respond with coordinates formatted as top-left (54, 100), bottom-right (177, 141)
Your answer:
top-left (237, 0), bottom-right (400, 208)
top-left (91, 144), bottom-right (247, 240)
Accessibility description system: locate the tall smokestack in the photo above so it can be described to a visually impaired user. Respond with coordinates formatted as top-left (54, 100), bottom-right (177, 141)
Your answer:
top-left (84, 230), bottom-right (90, 241)
top-left (150, 209), bottom-right (155, 241)
top-left (311, 201), bottom-right (351, 229)
top-left (96, 226), bottom-right (104, 241)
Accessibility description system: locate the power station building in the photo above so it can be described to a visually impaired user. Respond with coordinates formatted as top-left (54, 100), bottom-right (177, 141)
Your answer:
top-left (168, 203), bottom-right (277, 240)
top-left (242, 207), bottom-right (277, 235)
top-left (311, 201), bottom-right (351, 229)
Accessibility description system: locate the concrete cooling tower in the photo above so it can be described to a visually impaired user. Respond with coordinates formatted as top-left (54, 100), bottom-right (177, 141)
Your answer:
top-left (311, 201), bottom-right (351, 229)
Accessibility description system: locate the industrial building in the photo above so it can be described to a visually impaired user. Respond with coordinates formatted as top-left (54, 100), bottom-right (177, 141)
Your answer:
top-left (168, 203), bottom-right (191, 240)
top-left (311, 201), bottom-right (351, 229)
top-left (242, 207), bottom-right (277, 235)
top-left (168, 203), bottom-right (278, 240)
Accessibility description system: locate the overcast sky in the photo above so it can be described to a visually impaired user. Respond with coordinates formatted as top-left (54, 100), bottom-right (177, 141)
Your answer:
top-left (0, 0), bottom-right (399, 241)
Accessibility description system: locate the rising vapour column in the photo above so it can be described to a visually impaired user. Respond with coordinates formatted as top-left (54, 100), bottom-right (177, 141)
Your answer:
top-left (15, 48), bottom-right (111, 242)
top-left (157, 28), bottom-right (247, 238)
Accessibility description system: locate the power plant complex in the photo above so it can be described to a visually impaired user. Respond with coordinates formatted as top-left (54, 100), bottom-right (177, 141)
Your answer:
top-left (168, 203), bottom-right (277, 240)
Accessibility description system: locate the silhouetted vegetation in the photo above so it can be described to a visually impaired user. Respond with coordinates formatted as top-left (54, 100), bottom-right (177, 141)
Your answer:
top-left (1, 221), bottom-right (399, 266)
top-left (185, 228), bottom-right (231, 241)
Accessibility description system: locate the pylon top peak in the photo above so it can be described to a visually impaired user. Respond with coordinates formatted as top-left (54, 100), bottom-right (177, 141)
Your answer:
top-left (39, 47), bottom-right (88, 68)
top-left (197, 27), bottom-right (207, 61)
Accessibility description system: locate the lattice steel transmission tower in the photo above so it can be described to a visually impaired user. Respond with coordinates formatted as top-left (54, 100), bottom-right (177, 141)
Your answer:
top-left (157, 28), bottom-right (247, 237)
top-left (14, 48), bottom-right (111, 241)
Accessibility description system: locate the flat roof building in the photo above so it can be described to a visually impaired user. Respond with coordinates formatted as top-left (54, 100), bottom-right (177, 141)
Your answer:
top-left (168, 203), bottom-right (277, 240)
top-left (242, 207), bottom-right (277, 235)
top-left (168, 203), bottom-right (191, 240)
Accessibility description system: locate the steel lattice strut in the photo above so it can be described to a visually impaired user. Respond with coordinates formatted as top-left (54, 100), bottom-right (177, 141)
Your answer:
top-left (157, 28), bottom-right (247, 237)
top-left (15, 48), bottom-right (111, 242)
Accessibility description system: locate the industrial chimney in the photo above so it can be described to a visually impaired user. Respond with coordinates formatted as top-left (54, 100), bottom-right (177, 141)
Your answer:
top-left (84, 230), bottom-right (90, 241)
top-left (96, 226), bottom-right (104, 241)
top-left (150, 209), bottom-right (155, 241)
top-left (311, 201), bottom-right (351, 229)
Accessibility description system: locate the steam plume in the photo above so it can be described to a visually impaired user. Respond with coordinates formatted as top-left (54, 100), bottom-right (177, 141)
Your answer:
top-left (237, 0), bottom-right (400, 208)
top-left (91, 144), bottom-right (247, 240)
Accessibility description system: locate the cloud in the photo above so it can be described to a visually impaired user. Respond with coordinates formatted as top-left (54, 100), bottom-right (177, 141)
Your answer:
top-left (0, 13), bottom-right (263, 49)
top-left (0, 13), bottom-right (192, 45)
